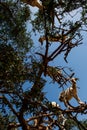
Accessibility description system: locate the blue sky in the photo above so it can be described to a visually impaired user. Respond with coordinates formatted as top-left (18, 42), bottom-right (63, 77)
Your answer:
top-left (29, 6), bottom-right (87, 120)
top-left (44, 42), bottom-right (87, 103)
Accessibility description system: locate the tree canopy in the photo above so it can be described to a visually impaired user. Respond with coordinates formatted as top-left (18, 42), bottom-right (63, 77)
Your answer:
top-left (0, 0), bottom-right (87, 130)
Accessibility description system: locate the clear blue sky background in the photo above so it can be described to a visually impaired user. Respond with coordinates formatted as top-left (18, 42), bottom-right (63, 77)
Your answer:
top-left (29, 6), bottom-right (87, 120)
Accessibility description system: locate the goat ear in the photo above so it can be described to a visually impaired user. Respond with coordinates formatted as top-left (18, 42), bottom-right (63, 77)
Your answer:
top-left (75, 78), bottom-right (79, 81)
top-left (70, 77), bottom-right (79, 82)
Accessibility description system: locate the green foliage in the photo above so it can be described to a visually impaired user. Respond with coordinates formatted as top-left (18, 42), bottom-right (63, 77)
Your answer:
top-left (65, 119), bottom-right (87, 130)
top-left (0, 44), bottom-right (25, 89)
top-left (31, 11), bottom-right (45, 33)
top-left (65, 119), bottom-right (77, 130)
top-left (59, 0), bottom-right (87, 12)
top-left (0, 0), bottom-right (33, 55)
top-left (0, 113), bottom-right (9, 130)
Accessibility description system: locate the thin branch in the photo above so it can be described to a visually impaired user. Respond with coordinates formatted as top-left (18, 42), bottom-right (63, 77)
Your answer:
top-left (27, 113), bottom-right (53, 122)
top-left (3, 96), bottom-right (18, 117)
top-left (49, 43), bottom-right (66, 60)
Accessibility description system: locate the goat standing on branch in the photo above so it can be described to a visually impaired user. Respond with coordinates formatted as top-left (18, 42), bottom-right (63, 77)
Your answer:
top-left (51, 101), bottom-right (67, 129)
top-left (21, 0), bottom-right (43, 10)
top-left (39, 34), bottom-right (67, 45)
top-left (59, 78), bottom-right (84, 108)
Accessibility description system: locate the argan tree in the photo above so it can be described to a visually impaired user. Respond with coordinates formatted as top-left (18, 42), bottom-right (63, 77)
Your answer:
top-left (0, 0), bottom-right (87, 130)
